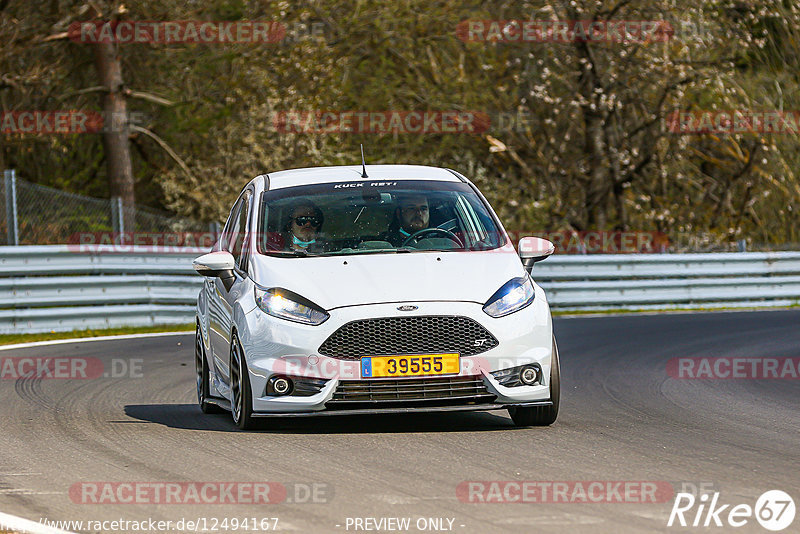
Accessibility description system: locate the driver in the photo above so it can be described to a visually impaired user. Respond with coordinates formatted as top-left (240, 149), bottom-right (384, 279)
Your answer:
top-left (381, 193), bottom-right (429, 246)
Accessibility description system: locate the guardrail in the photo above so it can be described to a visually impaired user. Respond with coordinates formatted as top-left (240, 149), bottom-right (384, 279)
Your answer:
top-left (532, 252), bottom-right (800, 311)
top-left (0, 246), bottom-right (200, 333)
top-left (1, 246), bottom-right (799, 334)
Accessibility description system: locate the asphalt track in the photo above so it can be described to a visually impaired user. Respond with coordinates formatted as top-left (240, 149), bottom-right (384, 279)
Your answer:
top-left (0, 310), bottom-right (798, 534)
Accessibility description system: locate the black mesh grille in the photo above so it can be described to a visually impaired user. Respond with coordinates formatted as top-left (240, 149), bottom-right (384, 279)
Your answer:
top-left (289, 377), bottom-right (329, 397)
top-left (318, 316), bottom-right (498, 359)
top-left (326, 376), bottom-right (495, 409)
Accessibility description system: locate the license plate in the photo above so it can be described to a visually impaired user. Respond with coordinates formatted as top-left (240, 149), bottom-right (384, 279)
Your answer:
top-left (361, 353), bottom-right (460, 378)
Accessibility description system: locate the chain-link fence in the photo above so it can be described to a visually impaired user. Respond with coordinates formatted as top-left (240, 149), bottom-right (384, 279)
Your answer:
top-left (1, 170), bottom-right (215, 245)
top-left (2, 169), bottom-right (798, 252)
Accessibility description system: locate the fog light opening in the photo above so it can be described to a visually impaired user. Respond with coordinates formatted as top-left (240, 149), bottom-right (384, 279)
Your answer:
top-left (268, 375), bottom-right (293, 396)
top-left (520, 366), bottom-right (539, 386)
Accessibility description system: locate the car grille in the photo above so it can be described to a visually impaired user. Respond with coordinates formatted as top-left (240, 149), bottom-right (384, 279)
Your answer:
top-left (325, 376), bottom-right (496, 410)
top-left (318, 316), bottom-right (498, 360)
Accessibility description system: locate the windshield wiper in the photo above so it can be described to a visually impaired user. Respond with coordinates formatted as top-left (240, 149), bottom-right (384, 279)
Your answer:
top-left (312, 247), bottom-right (414, 257)
top-left (265, 249), bottom-right (318, 257)
top-left (319, 249), bottom-right (396, 256)
top-left (304, 247), bottom-right (456, 258)
top-left (395, 247), bottom-right (460, 253)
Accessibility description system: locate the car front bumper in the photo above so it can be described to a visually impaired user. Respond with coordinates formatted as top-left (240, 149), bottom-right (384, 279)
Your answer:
top-left (237, 285), bottom-right (553, 415)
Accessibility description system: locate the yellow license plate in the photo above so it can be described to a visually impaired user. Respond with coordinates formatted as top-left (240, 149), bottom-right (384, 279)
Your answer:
top-left (361, 353), bottom-right (460, 378)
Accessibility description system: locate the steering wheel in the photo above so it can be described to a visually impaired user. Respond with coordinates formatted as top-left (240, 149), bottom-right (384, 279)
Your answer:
top-left (402, 227), bottom-right (464, 248)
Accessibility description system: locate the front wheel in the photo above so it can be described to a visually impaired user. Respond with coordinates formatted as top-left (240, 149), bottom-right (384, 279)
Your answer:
top-left (230, 333), bottom-right (256, 430)
top-left (196, 326), bottom-right (224, 414)
top-left (509, 335), bottom-right (560, 426)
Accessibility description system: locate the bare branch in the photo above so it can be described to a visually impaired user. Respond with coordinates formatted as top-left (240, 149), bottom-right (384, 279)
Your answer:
top-left (130, 124), bottom-right (196, 182)
top-left (42, 32), bottom-right (70, 42)
top-left (55, 85), bottom-right (107, 102)
top-left (125, 90), bottom-right (175, 107)
top-left (484, 135), bottom-right (534, 177)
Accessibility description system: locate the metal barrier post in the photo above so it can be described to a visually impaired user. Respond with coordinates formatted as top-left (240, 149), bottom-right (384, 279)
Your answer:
top-left (111, 196), bottom-right (125, 242)
top-left (3, 169), bottom-right (19, 246)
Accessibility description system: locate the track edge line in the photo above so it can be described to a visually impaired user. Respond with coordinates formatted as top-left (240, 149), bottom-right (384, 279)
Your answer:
top-left (0, 511), bottom-right (76, 534)
top-left (0, 331), bottom-right (191, 352)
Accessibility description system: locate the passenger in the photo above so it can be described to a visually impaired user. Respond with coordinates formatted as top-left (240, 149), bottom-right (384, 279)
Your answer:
top-left (284, 201), bottom-right (324, 252)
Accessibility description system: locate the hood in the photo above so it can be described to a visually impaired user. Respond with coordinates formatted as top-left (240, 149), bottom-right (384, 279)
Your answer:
top-left (249, 248), bottom-right (526, 310)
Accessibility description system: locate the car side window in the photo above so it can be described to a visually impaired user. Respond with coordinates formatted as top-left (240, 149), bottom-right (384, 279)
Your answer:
top-left (453, 196), bottom-right (477, 246)
top-left (222, 199), bottom-right (243, 254)
top-left (233, 191), bottom-right (251, 271)
top-left (216, 206), bottom-right (235, 251)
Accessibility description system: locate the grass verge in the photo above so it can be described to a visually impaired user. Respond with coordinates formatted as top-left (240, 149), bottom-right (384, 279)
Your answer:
top-left (0, 324), bottom-right (194, 345)
top-left (552, 303), bottom-right (800, 316)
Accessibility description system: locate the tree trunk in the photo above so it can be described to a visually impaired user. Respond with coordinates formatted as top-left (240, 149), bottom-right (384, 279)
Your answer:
top-left (579, 76), bottom-right (608, 229)
top-left (572, 29), bottom-right (609, 230)
top-left (583, 110), bottom-right (608, 229)
top-left (92, 37), bottom-right (135, 233)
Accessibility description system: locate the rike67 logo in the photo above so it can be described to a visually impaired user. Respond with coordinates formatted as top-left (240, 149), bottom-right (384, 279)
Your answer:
top-left (668, 490), bottom-right (795, 531)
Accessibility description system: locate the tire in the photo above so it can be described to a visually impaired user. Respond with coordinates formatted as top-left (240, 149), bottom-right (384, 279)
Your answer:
top-left (196, 326), bottom-right (224, 414)
top-left (509, 335), bottom-right (560, 427)
top-left (230, 333), bottom-right (256, 430)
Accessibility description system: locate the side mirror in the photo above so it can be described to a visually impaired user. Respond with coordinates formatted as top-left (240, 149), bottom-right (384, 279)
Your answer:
top-left (518, 237), bottom-right (555, 272)
top-left (193, 251), bottom-right (235, 277)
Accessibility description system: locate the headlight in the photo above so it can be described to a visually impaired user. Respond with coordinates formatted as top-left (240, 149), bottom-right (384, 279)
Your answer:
top-left (482, 276), bottom-right (535, 318)
top-left (254, 286), bottom-right (329, 325)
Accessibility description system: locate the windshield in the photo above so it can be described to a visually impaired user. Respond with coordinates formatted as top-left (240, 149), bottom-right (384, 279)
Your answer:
top-left (256, 180), bottom-right (506, 257)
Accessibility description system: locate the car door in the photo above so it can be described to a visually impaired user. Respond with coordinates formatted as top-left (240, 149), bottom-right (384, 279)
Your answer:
top-left (211, 188), bottom-right (253, 391)
top-left (206, 200), bottom-right (237, 381)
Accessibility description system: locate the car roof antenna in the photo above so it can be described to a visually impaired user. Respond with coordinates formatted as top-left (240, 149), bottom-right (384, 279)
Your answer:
top-left (360, 144), bottom-right (369, 178)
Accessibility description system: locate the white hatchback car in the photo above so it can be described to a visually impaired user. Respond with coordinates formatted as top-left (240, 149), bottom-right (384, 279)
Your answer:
top-left (193, 165), bottom-right (559, 429)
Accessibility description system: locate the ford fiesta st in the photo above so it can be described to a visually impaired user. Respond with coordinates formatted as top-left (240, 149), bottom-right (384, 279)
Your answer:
top-left (193, 165), bottom-right (559, 429)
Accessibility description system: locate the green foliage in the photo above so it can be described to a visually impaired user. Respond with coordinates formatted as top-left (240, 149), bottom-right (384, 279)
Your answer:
top-left (1, 0), bottom-right (799, 249)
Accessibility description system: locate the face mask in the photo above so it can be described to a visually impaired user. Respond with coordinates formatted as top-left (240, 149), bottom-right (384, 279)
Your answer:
top-left (292, 234), bottom-right (316, 248)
